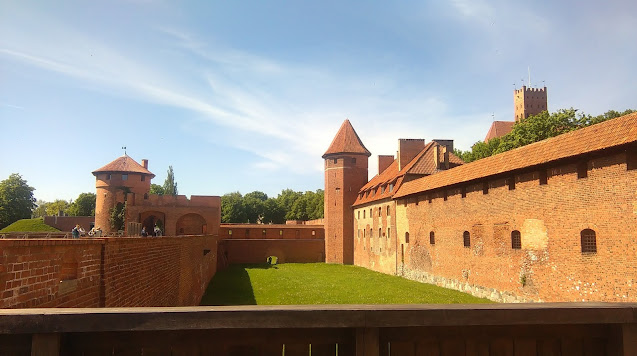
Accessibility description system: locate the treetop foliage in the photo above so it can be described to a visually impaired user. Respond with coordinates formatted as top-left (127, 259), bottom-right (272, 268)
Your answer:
top-left (163, 166), bottom-right (178, 196)
top-left (221, 189), bottom-right (324, 224)
top-left (0, 173), bottom-right (36, 229)
top-left (455, 108), bottom-right (636, 163)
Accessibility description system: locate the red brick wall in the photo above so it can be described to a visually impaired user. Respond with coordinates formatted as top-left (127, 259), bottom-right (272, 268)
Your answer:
top-left (353, 200), bottom-right (397, 275)
top-left (0, 239), bottom-right (103, 308)
top-left (0, 235), bottom-right (218, 308)
top-left (395, 150), bottom-right (637, 302)
top-left (43, 216), bottom-right (96, 232)
top-left (219, 239), bottom-right (324, 266)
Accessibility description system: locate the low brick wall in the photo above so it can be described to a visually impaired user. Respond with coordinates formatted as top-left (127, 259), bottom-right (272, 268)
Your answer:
top-left (0, 235), bottom-right (218, 308)
top-left (219, 239), bottom-right (325, 266)
top-left (43, 216), bottom-right (95, 232)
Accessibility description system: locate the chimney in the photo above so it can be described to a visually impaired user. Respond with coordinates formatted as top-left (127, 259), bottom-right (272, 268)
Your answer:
top-left (433, 145), bottom-right (440, 169)
top-left (398, 139), bottom-right (425, 171)
top-left (442, 145), bottom-right (450, 169)
top-left (378, 155), bottom-right (394, 174)
top-left (142, 159), bottom-right (148, 169)
top-left (432, 139), bottom-right (454, 153)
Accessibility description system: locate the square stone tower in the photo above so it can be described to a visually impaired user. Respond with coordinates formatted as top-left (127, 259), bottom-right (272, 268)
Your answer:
top-left (514, 85), bottom-right (548, 122)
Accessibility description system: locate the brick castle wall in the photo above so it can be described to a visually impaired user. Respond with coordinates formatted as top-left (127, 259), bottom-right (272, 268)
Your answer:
top-left (43, 216), bottom-right (96, 232)
top-left (219, 239), bottom-right (325, 266)
top-left (219, 224), bottom-right (324, 240)
top-left (0, 236), bottom-right (218, 308)
top-left (353, 200), bottom-right (397, 275)
top-left (393, 150), bottom-right (636, 302)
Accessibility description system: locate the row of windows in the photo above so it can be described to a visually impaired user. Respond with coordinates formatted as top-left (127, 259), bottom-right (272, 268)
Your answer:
top-left (227, 229), bottom-right (316, 237)
top-left (404, 163), bottom-right (590, 206)
top-left (359, 182), bottom-right (395, 200)
top-left (357, 205), bottom-right (391, 219)
top-left (405, 229), bottom-right (597, 254)
top-left (100, 173), bottom-right (146, 182)
top-left (358, 227), bottom-right (391, 239)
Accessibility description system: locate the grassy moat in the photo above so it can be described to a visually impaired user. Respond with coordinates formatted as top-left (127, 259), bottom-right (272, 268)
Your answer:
top-left (200, 263), bottom-right (491, 305)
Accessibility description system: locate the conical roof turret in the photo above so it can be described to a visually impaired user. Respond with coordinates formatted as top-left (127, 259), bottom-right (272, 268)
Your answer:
top-left (92, 154), bottom-right (155, 178)
top-left (322, 120), bottom-right (371, 158)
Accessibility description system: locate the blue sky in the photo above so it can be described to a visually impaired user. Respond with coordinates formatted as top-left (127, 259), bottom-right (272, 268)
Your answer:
top-left (1, 1), bottom-right (636, 202)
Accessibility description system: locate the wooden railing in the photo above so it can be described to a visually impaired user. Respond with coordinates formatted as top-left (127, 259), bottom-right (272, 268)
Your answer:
top-left (0, 303), bottom-right (636, 355)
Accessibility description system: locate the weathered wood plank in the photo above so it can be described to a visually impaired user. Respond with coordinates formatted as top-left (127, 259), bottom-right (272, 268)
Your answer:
top-left (512, 338), bottom-right (536, 356)
top-left (285, 343), bottom-right (309, 356)
top-left (536, 339), bottom-right (560, 356)
top-left (487, 338), bottom-right (512, 356)
top-left (389, 341), bottom-right (414, 356)
top-left (31, 333), bottom-right (60, 356)
top-left (465, 339), bottom-right (489, 356)
top-left (619, 323), bottom-right (637, 356)
top-left (415, 340), bottom-right (440, 356)
top-left (440, 338), bottom-right (464, 356)
top-left (356, 328), bottom-right (379, 356)
top-left (311, 343), bottom-right (336, 356)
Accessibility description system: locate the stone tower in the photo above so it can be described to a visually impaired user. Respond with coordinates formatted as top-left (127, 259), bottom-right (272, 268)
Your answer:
top-left (323, 120), bottom-right (371, 264)
top-left (92, 155), bottom-right (155, 233)
top-left (514, 85), bottom-right (548, 122)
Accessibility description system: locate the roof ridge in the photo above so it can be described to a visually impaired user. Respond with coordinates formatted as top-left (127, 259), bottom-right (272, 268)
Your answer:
top-left (323, 120), bottom-right (371, 158)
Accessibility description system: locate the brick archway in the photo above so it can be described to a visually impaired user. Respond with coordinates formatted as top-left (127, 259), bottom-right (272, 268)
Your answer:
top-left (140, 211), bottom-right (166, 235)
top-left (176, 213), bottom-right (207, 236)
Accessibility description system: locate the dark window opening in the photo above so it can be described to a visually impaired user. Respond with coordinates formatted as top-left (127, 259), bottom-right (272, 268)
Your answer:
top-left (430, 231), bottom-right (435, 245)
top-left (577, 161), bottom-right (588, 179)
top-left (511, 230), bottom-right (522, 249)
top-left (482, 181), bottom-right (489, 194)
top-left (507, 177), bottom-right (515, 190)
top-left (122, 174), bottom-right (128, 181)
top-left (581, 229), bottom-right (597, 253)
top-left (141, 175), bottom-right (146, 182)
top-left (627, 147), bottom-right (637, 170)
top-left (463, 231), bottom-right (470, 248)
top-left (144, 193), bottom-right (148, 200)
top-left (262, 229), bottom-right (266, 237)
top-left (245, 229), bottom-right (250, 237)
top-left (539, 169), bottom-right (548, 185)
top-left (405, 232), bottom-right (410, 243)
top-left (443, 191), bottom-right (448, 201)
top-left (461, 187), bottom-right (466, 198)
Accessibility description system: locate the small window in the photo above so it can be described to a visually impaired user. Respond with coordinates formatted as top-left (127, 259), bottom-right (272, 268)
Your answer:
top-left (358, 211), bottom-right (360, 219)
top-left (430, 231), bottom-right (435, 245)
top-left (363, 229), bottom-right (366, 238)
top-left (363, 210), bottom-right (366, 218)
top-left (461, 187), bottom-right (466, 198)
top-left (144, 193), bottom-right (148, 200)
top-left (381, 186), bottom-right (385, 194)
top-left (370, 229), bottom-right (373, 238)
top-left (387, 227), bottom-right (390, 239)
top-left (378, 208), bottom-right (381, 217)
top-left (107, 174), bottom-right (112, 180)
top-left (228, 229), bottom-right (233, 235)
top-left (539, 169), bottom-right (548, 185)
top-left (428, 195), bottom-right (432, 203)
top-left (389, 183), bottom-right (394, 192)
top-left (416, 197), bottom-right (419, 205)
top-left (405, 232), bottom-right (410, 243)
top-left (312, 230), bottom-right (316, 236)
top-left (358, 229), bottom-right (361, 238)
top-left (369, 209), bottom-right (372, 216)
top-left (581, 229), bottom-right (597, 253)
top-left (279, 230), bottom-right (283, 236)
top-left (463, 231), bottom-right (470, 248)
top-left (511, 230), bottom-right (522, 249)
top-left (141, 175), bottom-right (146, 182)
top-left (333, 159), bottom-right (337, 164)
top-left (482, 181), bottom-right (489, 195)
top-left (507, 177), bottom-right (515, 190)
top-left (122, 174), bottom-right (128, 181)
top-left (443, 191), bottom-right (448, 201)
top-left (262, 229), bottom-right (266, 237)
top-left (379, 228), bottom-right (382, 237)
top-left (387, 206), bottom-right (390, 215)
top-left (577, 161), bottom-right (588, 179)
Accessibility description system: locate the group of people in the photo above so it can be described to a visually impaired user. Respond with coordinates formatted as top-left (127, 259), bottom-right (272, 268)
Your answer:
top-left (71, 225), bottom-right (103, 238)
top-left (140, 225), bottom-right (162, 237)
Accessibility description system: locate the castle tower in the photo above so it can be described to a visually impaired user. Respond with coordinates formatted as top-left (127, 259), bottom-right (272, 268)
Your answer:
top-left (514, 85), bottom-right (548, 122)
top-left (323, 120), bottom-right (371, 264)
top-left (92, 155), bottom-right (155, 233)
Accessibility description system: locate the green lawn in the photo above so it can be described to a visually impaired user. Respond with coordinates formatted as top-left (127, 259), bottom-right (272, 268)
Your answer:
top-left (200, 263), bottom-right (491, 305)
top-left (0, 218), bottom-right (60, 233)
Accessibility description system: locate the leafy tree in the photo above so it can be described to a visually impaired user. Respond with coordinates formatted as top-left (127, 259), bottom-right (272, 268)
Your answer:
top-left (163, 166), bottom-right (178, 196)
top-left (455, 108), bottom-right (635, 163)
top-left (262, 198), bottom-right (286, 224)
top-left (243, 191), bottom-right (268, 223)
top-left (150, 184), bottom-right (165, 195)
top-left (45, 199), bottom-right (70, 216)
top-left (221, 192), bottom-right (247, 223)
top-left (32, 199), bottom-right (49, 218)
top-left (0, 173), bottom-right (36, 229)
top-left (67, 192), bottom-right (96, 216)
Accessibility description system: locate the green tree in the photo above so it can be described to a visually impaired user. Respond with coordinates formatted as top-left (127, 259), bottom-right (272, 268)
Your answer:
top-left (221, 192), bottom-right (247, 223)
top-left (67, 192), bottom-right (96, 216)
top-left (243, 191), bottom-right (268, 223)
top-left (262, 198), bottom-right (286, 224)
top-left (163, 166), bottom-right (178, 196)
top-left (45, 199), bottom-right (70, 216)
top-left (150, 184), bottom-right (165, 195)
top-left (32, 199), bottom-right (49, 218)
top-left (110, 202), bottom-right (126, 231)
top-left (0, 173), bottom-right (36, 229)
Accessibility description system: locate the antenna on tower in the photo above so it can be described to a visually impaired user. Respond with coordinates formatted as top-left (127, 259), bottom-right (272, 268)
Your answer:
top-left (492, 112), bottom-right (495, 122)
top-left (528, 66), bottom-right (531, 87)
top-left (122, 146), bottom-right (127, 155)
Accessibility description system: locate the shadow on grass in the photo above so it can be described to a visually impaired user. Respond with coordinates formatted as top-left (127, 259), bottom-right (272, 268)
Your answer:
top-left (200, 264), bottom-right (275, 305)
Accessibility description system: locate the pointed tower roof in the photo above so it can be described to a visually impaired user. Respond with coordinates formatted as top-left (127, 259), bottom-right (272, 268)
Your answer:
top-left (92, 155), bottom-right (155, 178)
top-left (322, 120), bottom-right (371, 158)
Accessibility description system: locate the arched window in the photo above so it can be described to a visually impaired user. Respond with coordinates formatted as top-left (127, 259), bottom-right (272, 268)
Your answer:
top-left (463, 231), bottom-right (470, 248)
top-left (511, 230), bottom-right (522, 249)
top-left (405, 232), bottom-right (410, 243)
top-left (430, 231), bottom-right (435, 245)
top-left (262, 229), bottom-right (266, 237)
top-left (581, 229), bottom-right (597, 253)
top-left (379, 228), bottom-right (382, 238)
top-left (387, 227), bottom-right (390, 239)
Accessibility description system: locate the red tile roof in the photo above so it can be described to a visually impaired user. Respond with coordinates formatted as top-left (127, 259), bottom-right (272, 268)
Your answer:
top-left (92, 155), bottom-right (155, 177)
top-left (395, 112), bottom-right (637, 199)
top-left (354, 142), bottom-right (463, 206)
top-left (484, 121), bottom-right (515, 142)
top-left (323, 120), bottom-right (371, 158)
